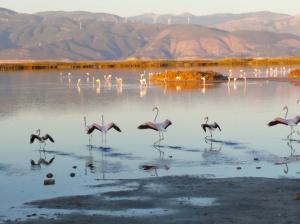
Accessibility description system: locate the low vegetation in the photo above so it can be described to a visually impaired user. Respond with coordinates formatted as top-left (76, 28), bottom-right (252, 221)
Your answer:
top-left (1, 58), bottom-right (300, 71)
top-left (288, 69), bottom-right (300, 78)
top-left (149, 70), bottom-right (226, 82)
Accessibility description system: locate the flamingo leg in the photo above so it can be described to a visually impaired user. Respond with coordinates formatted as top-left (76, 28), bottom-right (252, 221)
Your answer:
top-left (43, 142), bottom-right (46, 151)
top-left (288, 126), bottom-right (295, 140)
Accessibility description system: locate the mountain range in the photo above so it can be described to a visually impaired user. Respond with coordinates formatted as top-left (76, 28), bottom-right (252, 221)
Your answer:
top-left (1, 8), bottom-right (300, 60)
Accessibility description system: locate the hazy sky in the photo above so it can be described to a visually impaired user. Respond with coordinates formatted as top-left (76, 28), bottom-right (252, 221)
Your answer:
top-left (1, 0), bottom-right (299, 16)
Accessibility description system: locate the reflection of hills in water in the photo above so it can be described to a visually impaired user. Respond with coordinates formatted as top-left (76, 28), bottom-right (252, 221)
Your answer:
top-left (150, 81), bottom-right (221, 92)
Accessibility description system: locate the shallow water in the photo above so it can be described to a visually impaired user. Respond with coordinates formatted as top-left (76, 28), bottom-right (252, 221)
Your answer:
top-left (0, 66), bottom-right (300, 221)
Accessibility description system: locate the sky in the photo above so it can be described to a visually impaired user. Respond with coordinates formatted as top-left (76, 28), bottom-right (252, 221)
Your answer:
top-left (0, 0), bottom-right (299, 16)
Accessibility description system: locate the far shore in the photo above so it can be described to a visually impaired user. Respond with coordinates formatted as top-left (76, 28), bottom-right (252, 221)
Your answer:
top-left (1, 57), bottom-right (300, 71)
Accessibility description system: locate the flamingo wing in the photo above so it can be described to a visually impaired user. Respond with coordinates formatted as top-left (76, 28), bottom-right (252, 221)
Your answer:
top-left (138, 122), bottom-right (158, 131)
top-left (201, 124), bottom-right (210, 132)
top-left (107, 123), bottom-right (122, 132)
top-left (268, 117), bottom-right (288, 126)
top-left (30, 134), bottom-right (41, 144)
top-left (162, 119), bottom-right (172, 129)
top-left (87, 123), bottom-right (102, 134)
top-left (292, 116), bottom-right (300, 125)
top-left (213, 122), bottom-right (221, 131)
top-left (44, 134), bottom-right (55, 143)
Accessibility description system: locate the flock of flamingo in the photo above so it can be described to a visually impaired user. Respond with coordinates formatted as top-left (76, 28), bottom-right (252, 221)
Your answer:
top-left (31, 67), bottom-right (299, 151)
top-left (58, 66), bottom-right (291, 98)
top-left (30, 101), bottom-right (300, 152)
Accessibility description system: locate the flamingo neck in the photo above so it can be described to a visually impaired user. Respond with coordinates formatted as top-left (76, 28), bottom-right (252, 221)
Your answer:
top-left (283, 106), bottom-right (288, 119)
top-left (84, 116), bottom-right (87, 127)
top-left (153, 108), bottom-right (159, 122)
top-left (205, 117), bottom-right (208, 124)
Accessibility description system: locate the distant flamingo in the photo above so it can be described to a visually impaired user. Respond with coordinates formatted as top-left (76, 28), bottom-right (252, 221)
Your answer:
top-left (201, 117), bottom-right (221, 139)
top-left (30, 129), bottom-right (54, 150)
top-left (140, 74), bottom-right (147, 87)
top-left (86, 115), bottom-right (122, 145)
top-left (104, 74), bottom-right (112, 83)
top-left (115, 77), bottom-right (123, 86)
top-left (138, 107), bottom-right (172, 143)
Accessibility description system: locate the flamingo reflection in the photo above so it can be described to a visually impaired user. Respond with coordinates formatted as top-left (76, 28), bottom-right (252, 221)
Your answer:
top-left (274, 140), bottom-right (300, 174)
top-left (31, 149), bottom-right (55, 169)
top-left (140, 138), bottom-right (171, 177)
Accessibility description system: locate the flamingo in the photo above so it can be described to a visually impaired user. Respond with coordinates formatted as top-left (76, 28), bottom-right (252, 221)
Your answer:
top-left (140, 74), bottom-right (147, 87)
top-left (115, 77), bottom-right (123, 86)
top-left (30, 129), bottom-right (54, 149)
top-left (201, 117), bottom-right (221, 139)
top-left (175, 76), bottom-right (181, 82)
top-left (137, 107), bottom-right (172, 143)
top-left (268, 109), bottom-right (300, 139)
top-left (86, 115), bottom-right (122, 145)
top-left (104, 74), bottom-right (112, 83)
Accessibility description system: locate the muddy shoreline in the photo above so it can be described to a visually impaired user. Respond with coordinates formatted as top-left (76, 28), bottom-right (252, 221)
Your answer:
top-left (4, 176), bottom-right (300, 224)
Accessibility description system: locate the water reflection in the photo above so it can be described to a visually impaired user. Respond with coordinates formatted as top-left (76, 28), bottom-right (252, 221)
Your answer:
top-left (204, 138), bottom-right (223, 152)
top-left (140, 85), bottom-right (147, 97)
top-left (274, 140), bottom-right (300, 174)
top-left (139, 138), bottom-right (171, 177)
top-left (150, 81), bottom-right (220, 93)
top-left (30, 150), bottom-right (55, 169)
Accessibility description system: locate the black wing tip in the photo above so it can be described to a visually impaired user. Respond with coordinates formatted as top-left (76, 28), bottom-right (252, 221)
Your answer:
top-left (30, 135), bottom-right (35, 144)
top-left (201, 124), bottom-right (207, 132)
top-left (137, 124), bottom-right (146, 129)
top-left (268, 121), bottom-right (275, 126)
top-left (46, 134), bottom-right (55, 143)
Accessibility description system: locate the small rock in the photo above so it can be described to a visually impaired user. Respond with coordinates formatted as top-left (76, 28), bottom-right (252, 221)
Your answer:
top-left (254, 158), bottom-right (259, 161)
top-left (44, 179), bottom-right (55, 186)
top-left (70, 172), bottom-right (75, 177)
top-left (169, 156), bottom-right (173, 158)
top-left (256, 167), bottom-right (261, 169)
top-left (293, 193), bottom-right (300, 200)
top-left (237, 167), bottom-right (242, 170)
top-left (46, 173), bottom-right (53, 178)
top-left (72, 166), bottom-right (77, 169)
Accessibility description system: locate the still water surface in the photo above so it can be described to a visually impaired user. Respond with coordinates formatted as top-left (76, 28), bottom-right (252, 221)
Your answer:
top-left (0, 67), bottom-right (300, 220)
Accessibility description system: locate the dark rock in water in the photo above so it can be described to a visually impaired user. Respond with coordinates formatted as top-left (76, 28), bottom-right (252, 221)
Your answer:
top-left (70, 172), bottom-right (75, 177)
top-left (26, 213), bottom-right (37, 217)
top-left (256, 167), bottom-right (261, 169)
top-left (46, 173), bottom-right (53, 178)
top-left (254, 158), bottom-right (259, 161)
top-left (140, 165), bottom-right (157, 171)
top-left (237, 167), bottom-right (242, 170)
top-left (44, 179), bottom-right (55, 186)
top-left (169, 156), bottom-right (173, 158)
top-left (72, 166), bottom-right (77, 169)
